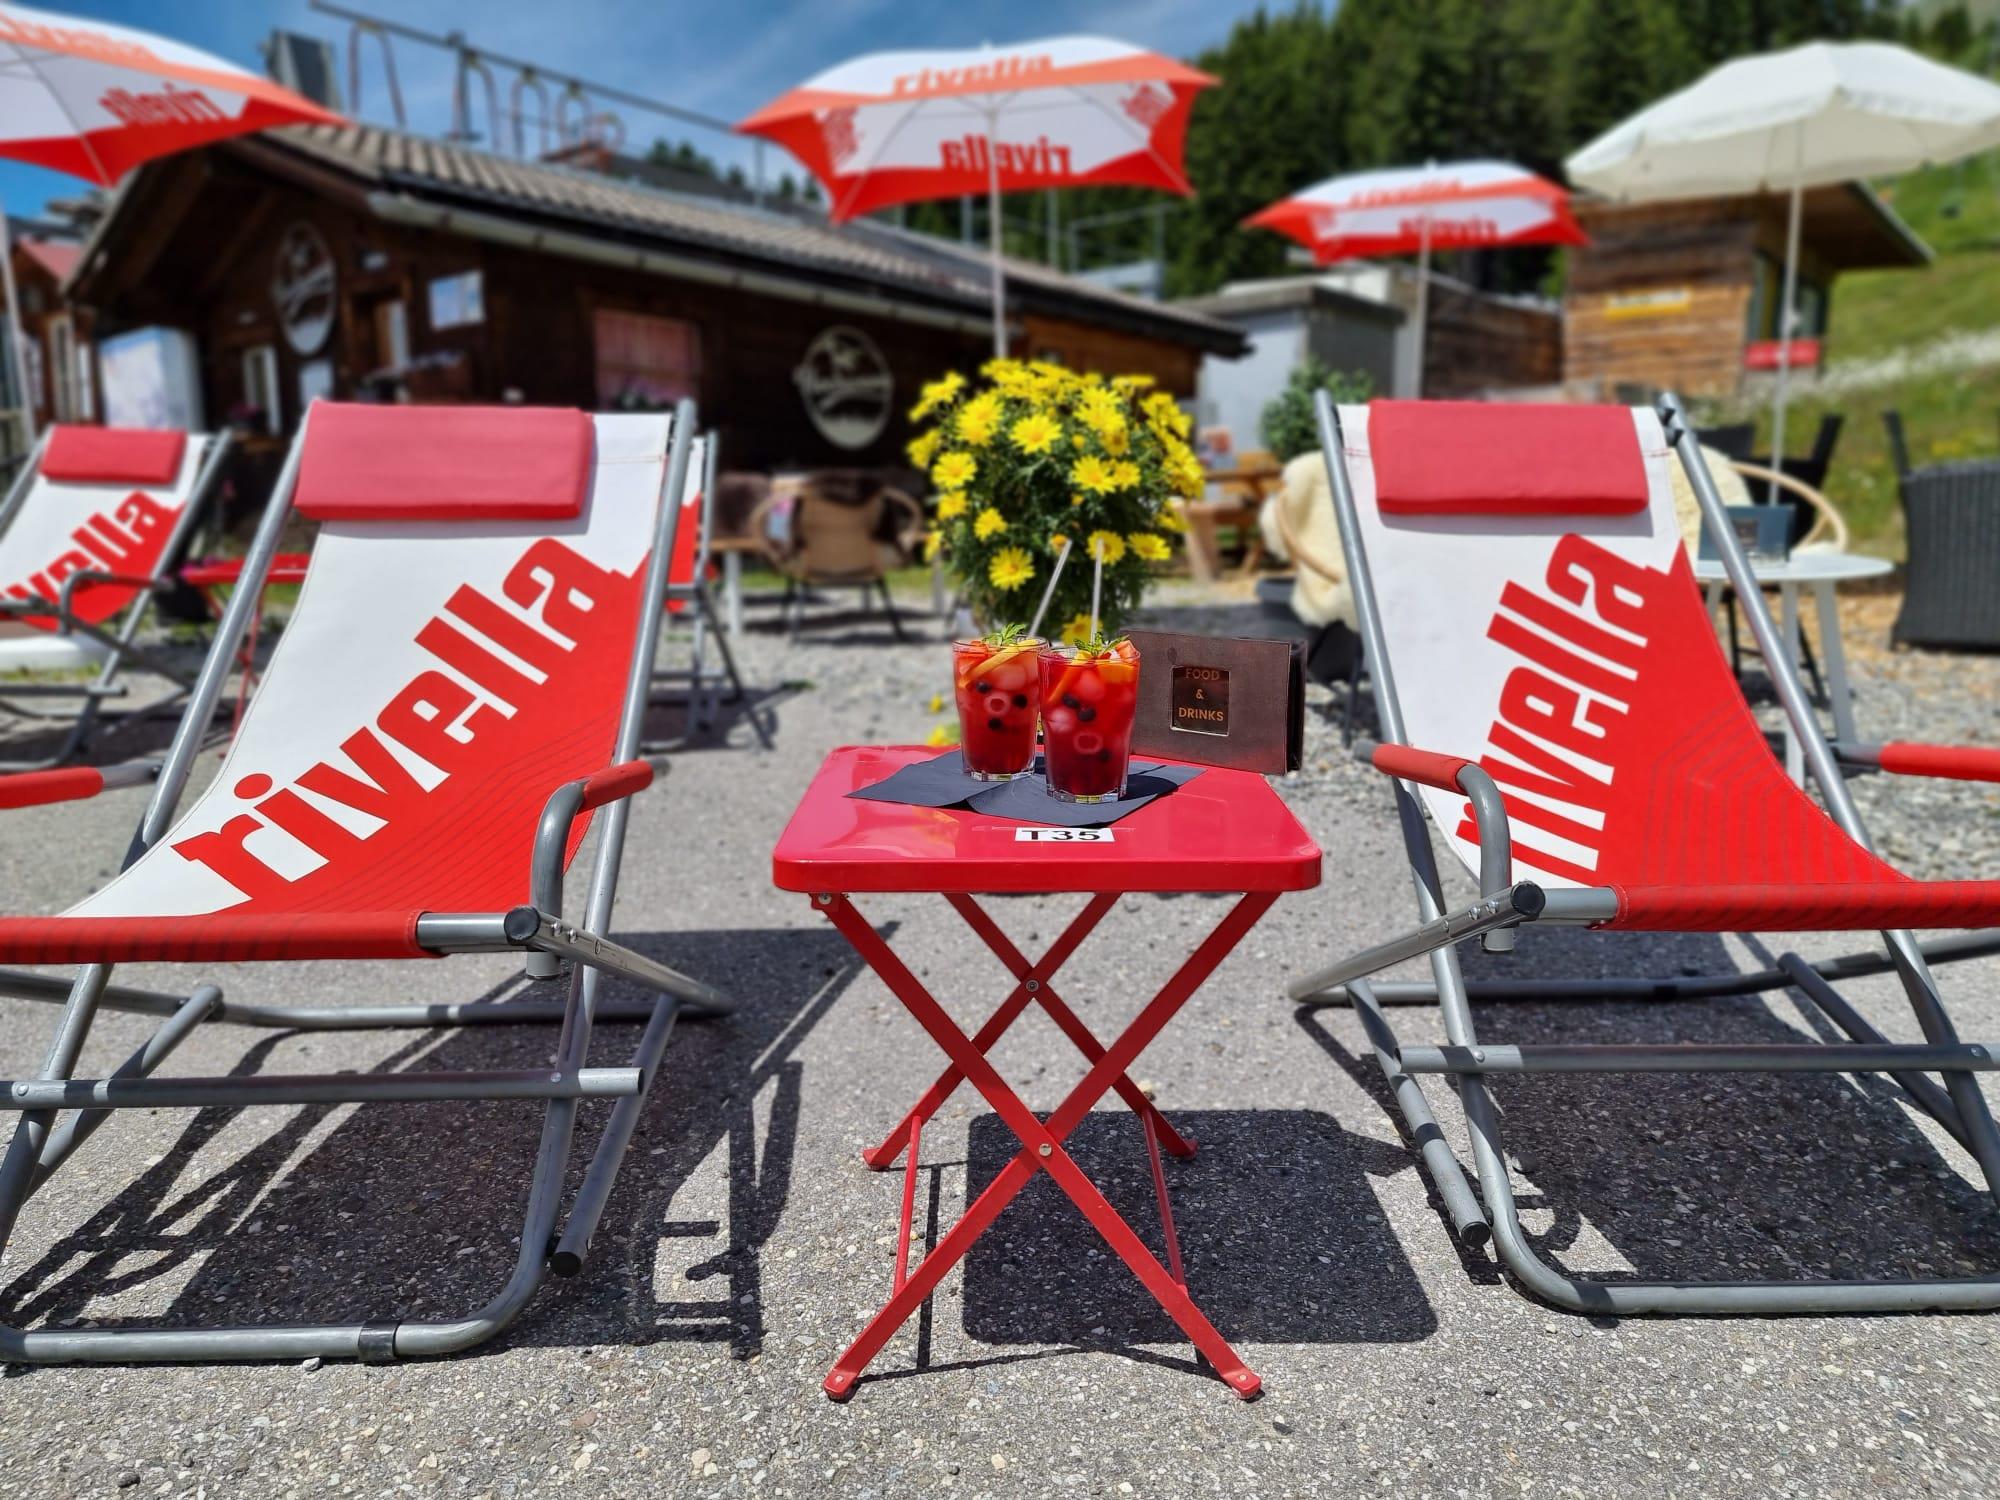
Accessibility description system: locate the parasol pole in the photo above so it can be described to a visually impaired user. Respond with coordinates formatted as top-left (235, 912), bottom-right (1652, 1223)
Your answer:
top-left (1769, 122), bottom-right (1805, 482)
top-left (987, 103), bottom-right (1006, 358)
top-left (1410, 163), bottom-right (1435, 399)
top-left (0, 197), bottom-right (37, 451)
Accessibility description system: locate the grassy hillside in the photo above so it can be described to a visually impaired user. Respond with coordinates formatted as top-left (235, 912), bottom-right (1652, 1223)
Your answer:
top-left (1707, 157), bottom-right (2000, 556)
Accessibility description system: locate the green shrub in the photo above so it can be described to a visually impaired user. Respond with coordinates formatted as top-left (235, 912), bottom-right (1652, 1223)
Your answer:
top-left (1259, 359), bottom-right (1375, 462)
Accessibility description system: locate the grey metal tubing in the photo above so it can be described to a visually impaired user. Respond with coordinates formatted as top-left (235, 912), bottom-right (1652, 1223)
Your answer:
top-left (498, 906), bottom-right (733, 1016)
top-left (0, 962), bottom-right (117, 1253)
top-left (1306, 930), bottom-right (2000, 1007)
top-left (133, 418), bottom-right (306, 860)
top-left (0, 427), bottom-right (48, 538)
top-left (0, 1067), bottom-right (642, 1111)
top-left (0, 967), bottom-right (666, 1030)
top-left (1664, 390), bottom-right (2000, 1202)
top-left (1356, 738), bottom-right (1517, 952)
top-left (549, 994), bottom-right (683, 1276)
top-left (1401, 1042), bottom-right (1998, 1075)
top-left (1286, 883), bottom-right (1546, 1001)
top-left (28, 987), bottom-right (223, 1191)
top-left (526, 779), bottom-right (588, 980)
top-left (1348, 982), bottom-right (1489, 1247)
top-left (1776, 953), bottom-right (1973, 1152)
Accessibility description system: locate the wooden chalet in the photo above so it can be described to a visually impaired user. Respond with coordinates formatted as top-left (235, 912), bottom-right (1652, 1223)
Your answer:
top-left (66, 123), bottom-right (1243, 490)
top-left (1563, 183), bottom-right (1930, 398)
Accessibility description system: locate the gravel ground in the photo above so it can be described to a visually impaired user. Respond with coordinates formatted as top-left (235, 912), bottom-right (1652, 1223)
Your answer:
top-left (0, 577), bottom-right (1997, 1500)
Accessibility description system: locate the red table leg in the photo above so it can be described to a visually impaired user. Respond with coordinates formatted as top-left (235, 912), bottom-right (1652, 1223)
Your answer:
top-left (948, 893), bottom-right (1196, 1160)
top-left (812, 889), bottom-right (1276, 1402)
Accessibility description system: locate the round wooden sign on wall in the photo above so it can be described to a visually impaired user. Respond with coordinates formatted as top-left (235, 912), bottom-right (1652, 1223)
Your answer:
top-left (271, 221), bottom-right (337, 355)
top-left (792, 326), bottom-right (892, 451)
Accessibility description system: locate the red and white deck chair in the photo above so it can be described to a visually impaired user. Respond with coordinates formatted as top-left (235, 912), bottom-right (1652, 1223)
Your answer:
top-left (0, 400), bottom-right (732, 1364)
top-left (1292, 391), bottom-right (2000, 1315)
top-left (0, 425), bottom-right (231, 769)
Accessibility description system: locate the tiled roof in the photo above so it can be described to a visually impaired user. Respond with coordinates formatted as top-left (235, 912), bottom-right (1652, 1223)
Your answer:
top-left (257, 124), bottom-right (1241, 352)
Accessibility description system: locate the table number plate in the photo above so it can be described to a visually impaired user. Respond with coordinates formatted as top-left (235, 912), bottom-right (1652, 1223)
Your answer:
top-left (1014, 827), bottom-right (1116, 843)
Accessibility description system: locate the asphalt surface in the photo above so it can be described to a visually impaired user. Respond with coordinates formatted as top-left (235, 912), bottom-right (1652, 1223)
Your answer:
top-left (1, 581), bottom-right (1997, 1499)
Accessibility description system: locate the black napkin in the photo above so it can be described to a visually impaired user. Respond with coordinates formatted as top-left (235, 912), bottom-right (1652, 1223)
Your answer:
top-left (847, 751), bottom-right (1203, 828)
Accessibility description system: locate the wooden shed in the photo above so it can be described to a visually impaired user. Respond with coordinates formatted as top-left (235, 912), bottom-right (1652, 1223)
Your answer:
top-left (1562, 183), bottom-right (1929, 398)
top-left (64, 123), bottom-right (1242, 490)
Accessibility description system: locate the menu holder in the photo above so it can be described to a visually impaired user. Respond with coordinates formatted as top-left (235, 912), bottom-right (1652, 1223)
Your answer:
top-left (1125, 630), bottom-right (1304, 774)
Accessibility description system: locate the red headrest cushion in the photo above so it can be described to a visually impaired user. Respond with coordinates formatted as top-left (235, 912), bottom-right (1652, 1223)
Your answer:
top-left (295, 404), bottom-right (593, 523)
top-left (42, 426), bottom-right (187, 486)
top-left (1369, 401), bottom-right (1649, 517)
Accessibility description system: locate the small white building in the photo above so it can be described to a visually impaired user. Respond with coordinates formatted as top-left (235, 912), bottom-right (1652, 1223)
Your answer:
top-left (1176, 275), bottom-right (1405, 449)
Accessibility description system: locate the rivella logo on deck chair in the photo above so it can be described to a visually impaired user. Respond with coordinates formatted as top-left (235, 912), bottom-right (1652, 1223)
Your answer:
top-left (0, 490), bottom-right (176, 628)
top-left (170, 537), bottom-right (640, 908)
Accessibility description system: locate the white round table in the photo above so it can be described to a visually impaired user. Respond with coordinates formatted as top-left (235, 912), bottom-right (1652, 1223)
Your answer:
top-left (1694, 551), bottom-right (1895, 780)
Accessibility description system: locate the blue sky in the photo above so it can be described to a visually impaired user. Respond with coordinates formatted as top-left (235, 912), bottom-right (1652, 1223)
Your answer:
top-left (1, 0), bottom-right (1282, 220)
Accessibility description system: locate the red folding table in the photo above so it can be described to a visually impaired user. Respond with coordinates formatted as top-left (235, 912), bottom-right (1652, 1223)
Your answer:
top-left (773, 744), bottom-right (1323, 1400)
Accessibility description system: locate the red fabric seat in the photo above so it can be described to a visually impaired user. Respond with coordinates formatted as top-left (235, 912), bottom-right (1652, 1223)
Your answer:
top-left (1605, 882), bottom-right (2000, 932)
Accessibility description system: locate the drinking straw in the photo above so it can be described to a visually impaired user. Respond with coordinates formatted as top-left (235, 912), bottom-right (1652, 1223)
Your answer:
top-left (1026, 536), bottom-right (1072, 641)
top-left (1088, 537), bottom-right (1104, 646)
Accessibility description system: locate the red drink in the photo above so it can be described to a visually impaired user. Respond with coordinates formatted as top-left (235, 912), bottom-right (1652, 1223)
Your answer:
top-left (952, 636), bottom-right (1042, 779)
top-left (1038, 640), bottom-right (1140, 802)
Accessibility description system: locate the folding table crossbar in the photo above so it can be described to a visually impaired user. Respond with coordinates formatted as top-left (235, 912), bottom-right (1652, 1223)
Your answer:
top-left (774, 744), bottom-right (1321, 1399)
top-left (0, 424), bottom-right (233, 769)
top-left (0, 399), bottom-right (733, 1363)
top-left (1294, 390), bottom-right (2000, 1315)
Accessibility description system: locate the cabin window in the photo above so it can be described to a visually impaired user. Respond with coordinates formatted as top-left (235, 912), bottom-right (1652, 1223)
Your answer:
top-left (593, 309), bottom-right (700, 410)
top-left (241, 345), bottom-right (281, 434)
top-left (45, 315), bottom-right (77, 423)
top-left (1747, 252), bottom-right (1828, 342)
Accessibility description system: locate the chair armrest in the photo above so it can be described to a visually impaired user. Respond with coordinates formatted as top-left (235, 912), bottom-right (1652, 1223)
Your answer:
top-left (525, 759), bottom-right (658, 975)
top-left (56, 569), bottom-right (169, 628)
top-left (1837, 740), bottom-right (2000, 784)
top-left (0, 759), bottom-right (159, 809)
top-left (1728, 460), bottom-right (1851, 553)
top-left (180, 553), bottom-right (313, 590)
top-left (1359, 739), bottom-right (1517, 952)
top-left (881, 486), bottom-right (926, 548)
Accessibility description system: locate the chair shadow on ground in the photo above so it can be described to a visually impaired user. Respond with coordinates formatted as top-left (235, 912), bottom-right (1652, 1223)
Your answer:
top-left (918, 1107), bottom-right (1433, 1384)
top-left (0, 924), bottom-right (869, 1362)
top-left (639, 679), bottom-right (799, 755)
top-left (1302, 925), bottom-right (2000, 1296)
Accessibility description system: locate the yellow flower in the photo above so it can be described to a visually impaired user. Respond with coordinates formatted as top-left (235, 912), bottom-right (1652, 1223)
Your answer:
top-left (907, 428), bottom-right (942, 469)
top-left (1158, 502), bottom-right (1189, 534)
top-left (933, 450), bottom-right (977, 490)
top-left (926, 720), bottom-right (959, 748)
top-left (928, 692), bottom-right (945, 714)
top-left (936, 491), bottom-right (968, 520)
top-left (1113, 374), bottom-right (1157, 394)
top-left (988, 546), bottom-right (1035, 592)
top-left (973, 507), bottom-right (1007, 541)
top-left (1059, 611), bottom-right (1094, 646)
top-left (1069, 491), bottom-right (1086, 507)
top-left (1009, 409), bottom-right (1060, 455)
top-left (908, 371), bottom-right (964, 422)
top-left (1129, 532), bottom-right (1171, 562)
top-left (956, 393), bottom-right (1002, 446)
top-left (1072, 454), bottom-right (1117, 494)
top-left (1085, 530), bottom-right (1126, 566)
top-left (1100, 421), bottom-right (1131, 456)
top-left (921, 528), bottom-right (943, 562)
top-left (1078, 386), bottom-right (1123, 430)
top-left (1048, 531), bottom-right (1070, 555)
top-left (1111, 460), bottom-right (1142, 491)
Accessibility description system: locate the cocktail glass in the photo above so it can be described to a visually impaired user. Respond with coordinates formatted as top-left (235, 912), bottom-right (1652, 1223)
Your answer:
top-left (1037, 640), bottom-right (1141, 802)
top-left (952, 636), bottom-right (1042, 779)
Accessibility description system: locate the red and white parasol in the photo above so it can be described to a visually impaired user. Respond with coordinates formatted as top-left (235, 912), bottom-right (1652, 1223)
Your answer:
top-left (1246, 160), bottom-right (1584, 394)
top-left (740, 36), bottom-right (1217, 354)
top-left (0, 2), bottom-right (340, 438)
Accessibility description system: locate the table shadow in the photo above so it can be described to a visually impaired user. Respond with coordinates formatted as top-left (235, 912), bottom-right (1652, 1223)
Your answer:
top-left (956, 1107), bottom-right (1433, 1350)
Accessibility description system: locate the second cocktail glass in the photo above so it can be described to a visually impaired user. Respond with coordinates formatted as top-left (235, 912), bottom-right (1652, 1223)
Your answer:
top-left (1037, 640), bottom-right (1141, 802)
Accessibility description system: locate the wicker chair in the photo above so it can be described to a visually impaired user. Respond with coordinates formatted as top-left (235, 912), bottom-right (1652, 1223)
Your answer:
top-left (1883, 411), bottom-right (2000, 651)
top-left (749, 477), bottom-right (925, 641)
